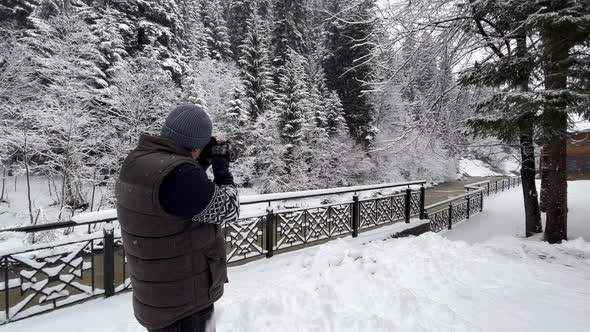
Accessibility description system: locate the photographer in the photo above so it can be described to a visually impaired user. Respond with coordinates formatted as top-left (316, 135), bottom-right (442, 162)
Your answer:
top-left (115, 104), bottom-right (239, 332)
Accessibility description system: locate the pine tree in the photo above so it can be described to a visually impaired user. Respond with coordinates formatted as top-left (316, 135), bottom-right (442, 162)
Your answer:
top-left (460, 1), bottom-right (543, 237)
top-left (238, 11), bottom-right (275, 119)
top-left (301, 49), bottom-right (329, 132)
top-left (276, 52), bottom-right (306, 151)
top-left (221, 87), bottom-right (250, 153)
top-left (322, 0), bottom-right (377, 146)
top-left (226, 0), bottom-right (255, 61)
top-left (201, 0), bottom-right (233, 61)
top-left (178, 0), bottom-right (209, 60)
top-left (271, 0), bottom-right (308, 82)
top-left (324, 90), bottom-right (347, 137)
top-left (226, 88), bottom-right (250, 125)
top-left (535, 0), bottom-right (590, 243)
top-left (302, 51), bottom-right (348, 138)
top-left (461, 0), bottom-right (590, 242)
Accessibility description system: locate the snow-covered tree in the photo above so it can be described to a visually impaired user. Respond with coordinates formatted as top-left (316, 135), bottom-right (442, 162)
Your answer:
top-left (201, 0), bottom-right (233, 61)
top-left (218, 87), bottom-right (250, 154)
top-left (226, 0), bottom-right (256, 61)
top-left (183, 59), bottom-right (242, 123)
top-left (178, 0), bottom-right (209, 60)
top-left (107, 57), bottom-right (180, 200)
top-left (8, 11), bottom-right (111, 209)
top-left (276, 52), bottom-right (307, 150)
top-left (323, 0), bottom-right (378, 146)
top-left (271, 0), bottom-right (308, 82)
top-left (324, 90), bottom-right (348, 137)
top-left (239, 11), bottom-right (275, 119)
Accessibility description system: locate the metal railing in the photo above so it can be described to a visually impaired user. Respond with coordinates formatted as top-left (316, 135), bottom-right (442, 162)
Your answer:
top-left (0, 180), bottom-right (426, 324)
top-left (0, 176), bottom-right (521, 324)
top-left (425, 176), bottom-right (521, 233)
top-left (0, 180), bottom-right (427, 235)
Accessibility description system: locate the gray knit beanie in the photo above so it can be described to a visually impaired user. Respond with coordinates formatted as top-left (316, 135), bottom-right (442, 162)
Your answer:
top-left (161, 104), bottom-right (212, 150)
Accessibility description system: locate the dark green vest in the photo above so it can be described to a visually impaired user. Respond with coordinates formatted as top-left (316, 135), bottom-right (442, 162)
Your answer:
top-left (116, 135), bottom-right (227, 329)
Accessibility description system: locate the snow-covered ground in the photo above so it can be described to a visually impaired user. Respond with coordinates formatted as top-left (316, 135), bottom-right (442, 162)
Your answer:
top-left (3, 182), bottom-right (590, 332)
top-left (0, 176), bottom-right (109, 229)
top-left (458, 158), bottom-right (519, 177)
top-left (445, 180), bottom-right (590, 242)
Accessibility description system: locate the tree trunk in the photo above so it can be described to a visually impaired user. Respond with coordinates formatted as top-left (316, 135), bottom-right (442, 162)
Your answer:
top-left (24, 134), bottom-right (34, 226)
top-left (90, 168), bottom-right (97, 212)
top-left (542, 32), bottom-right (570, 244)
top-left (519, 119), bottom-right (542, 236)
top-left (539, 148), bottom-right (549, 212)
top-left (516, 35), bottom-right (542, 236)
top-left (542, 119), bottom-right (568, 243)
top-left (0, 166), bottom-right (6, 203)
top-left (60, 171), bottom-right (66, 212)
top-left (47, 176), bottom-right (52, 199)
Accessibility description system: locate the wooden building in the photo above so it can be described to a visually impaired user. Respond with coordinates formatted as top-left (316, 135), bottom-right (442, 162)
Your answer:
top-left (566, 130), bottom-right (590, 180)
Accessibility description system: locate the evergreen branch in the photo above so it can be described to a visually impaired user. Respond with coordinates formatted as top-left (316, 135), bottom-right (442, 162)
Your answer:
top-left (469, 0), bottom-right (505, 59)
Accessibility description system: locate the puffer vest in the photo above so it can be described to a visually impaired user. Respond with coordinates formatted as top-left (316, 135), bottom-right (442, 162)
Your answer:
top-left (115, 135), bottom-right (227, 329)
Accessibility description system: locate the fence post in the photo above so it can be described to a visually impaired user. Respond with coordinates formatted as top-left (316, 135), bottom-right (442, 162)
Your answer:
top-left (404, 188), bottom-right (412, 223)
top-left (447, 203), bottom-right (453, 230)
top-left (266, 209), bottom-right (274, 258)
top-left (103, 227), bottom-right (115, 298)
top-left (466, 196), bottom-right (471, 219)
top-left (480, 191), bottom-right (484, 212)
top-left (419, 186), bottom-right (426, 220)
top-left (4, 256), bottom-right (9, 320)
top-left (495, 181), bottom-right (498, 193)
top-left (502, 179), bottom-right (505, 191)
top-left (352, 195), bottom-right (360, 237)
top-left (487, 182), bottom-right (490, 196)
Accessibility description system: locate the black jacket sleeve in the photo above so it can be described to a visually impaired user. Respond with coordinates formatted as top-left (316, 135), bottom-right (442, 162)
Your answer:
top-left (159, 163), bottom-right (239, 224)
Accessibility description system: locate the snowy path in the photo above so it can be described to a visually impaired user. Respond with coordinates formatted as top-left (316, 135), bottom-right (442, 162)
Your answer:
top-left (445, 180), bottom-right (590, 243)
top-left (2, 183), bottom-right (590, 332)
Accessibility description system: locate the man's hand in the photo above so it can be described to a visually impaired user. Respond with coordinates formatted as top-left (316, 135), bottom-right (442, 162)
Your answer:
top-left (197, 137), bottom-right (215, 169)
top-left (210, 137), bottom-right (236, 162)
top-left (208, 136), bottom-right (235, 186)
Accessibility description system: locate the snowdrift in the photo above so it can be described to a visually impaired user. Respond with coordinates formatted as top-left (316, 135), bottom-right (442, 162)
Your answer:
top-left (4, 232), bottom-right (590, 332)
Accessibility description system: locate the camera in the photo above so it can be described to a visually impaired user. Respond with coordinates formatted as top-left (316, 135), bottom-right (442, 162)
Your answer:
top-left (201, 137), bottom-right (237, 162)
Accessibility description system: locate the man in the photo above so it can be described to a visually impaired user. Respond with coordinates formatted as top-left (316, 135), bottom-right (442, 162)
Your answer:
top-left (116, 104), bottom-right (239, 332)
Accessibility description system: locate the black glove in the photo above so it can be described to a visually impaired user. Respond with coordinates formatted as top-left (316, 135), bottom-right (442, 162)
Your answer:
top-left (197, 137), bottom-right (215, 170)
top-left (198, 137), bottom-right (236, 162)
top-left (210, 137), bottom-right (236, 162)
top-left (197, 157), bottom-right (211, 171)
